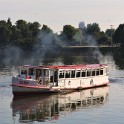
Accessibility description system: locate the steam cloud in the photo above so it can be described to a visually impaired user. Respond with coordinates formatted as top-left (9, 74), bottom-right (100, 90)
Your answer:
top-left (1, 22), bottom-right (116, 70)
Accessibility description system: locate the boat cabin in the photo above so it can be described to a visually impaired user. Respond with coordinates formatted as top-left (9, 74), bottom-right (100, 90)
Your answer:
top-left (19, 65), bottom-right (35, 79)
top-left (18, 64), bottom-right (108, 86)
top-left (18, 65), bottom-right (58, 86)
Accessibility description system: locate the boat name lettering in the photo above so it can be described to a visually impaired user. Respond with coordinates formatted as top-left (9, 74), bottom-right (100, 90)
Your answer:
top-left (19, 81), bottom-right (29, 85)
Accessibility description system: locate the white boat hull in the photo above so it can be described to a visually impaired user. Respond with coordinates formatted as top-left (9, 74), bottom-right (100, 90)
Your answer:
top-left (12, 77), bottom-right (109, 95)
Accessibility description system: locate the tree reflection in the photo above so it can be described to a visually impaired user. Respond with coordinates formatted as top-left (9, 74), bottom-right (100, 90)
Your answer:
top-left (1, 47), bottom-right (124, 77)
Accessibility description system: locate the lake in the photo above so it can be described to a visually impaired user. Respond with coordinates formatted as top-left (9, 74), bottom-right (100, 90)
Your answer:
top-left (0, 47), bottom-right (124, 124)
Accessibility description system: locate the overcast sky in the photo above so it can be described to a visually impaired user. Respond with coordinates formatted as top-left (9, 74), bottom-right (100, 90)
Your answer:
top-left (0, 0), bottom-right (124, 32)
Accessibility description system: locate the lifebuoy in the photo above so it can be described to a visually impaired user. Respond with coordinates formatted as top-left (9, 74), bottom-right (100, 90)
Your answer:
top-left (37, 77), bottom-right (42, 85)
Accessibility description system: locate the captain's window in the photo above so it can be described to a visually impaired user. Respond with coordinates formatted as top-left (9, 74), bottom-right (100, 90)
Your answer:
top-left (21, 68), bottom-right (27, 75)
top-left (43, 69), bottom-right (49, 76)
top-left (29, 68), bottom-right (34, 75)
top-left (36, 69), bottom-right (42, 77)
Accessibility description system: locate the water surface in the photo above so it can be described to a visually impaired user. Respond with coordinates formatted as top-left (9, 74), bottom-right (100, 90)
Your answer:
top-left (0, 48), bottom-right (124, 124)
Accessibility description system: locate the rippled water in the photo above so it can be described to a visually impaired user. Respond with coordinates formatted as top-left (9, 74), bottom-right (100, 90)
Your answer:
top-left (0, 48), bottom-right (124, 124)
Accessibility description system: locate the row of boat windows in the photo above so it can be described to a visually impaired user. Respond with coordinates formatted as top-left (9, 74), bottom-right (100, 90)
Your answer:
top-left (20, 68), bottom-right (105, 78)
top-left (59, 69), bottom-right (104, 78)
top-left (21, 68), bottom-right (34, 75)
top-left (21, 69), bottom-right (48, 76)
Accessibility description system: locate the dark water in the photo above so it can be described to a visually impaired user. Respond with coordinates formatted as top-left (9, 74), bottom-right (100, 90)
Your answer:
top-left (0, 47), bottom-right (124, 124)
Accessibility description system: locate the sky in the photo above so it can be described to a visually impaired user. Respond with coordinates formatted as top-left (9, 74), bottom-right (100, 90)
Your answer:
top-left (0, 0), bottom-right (124, 33)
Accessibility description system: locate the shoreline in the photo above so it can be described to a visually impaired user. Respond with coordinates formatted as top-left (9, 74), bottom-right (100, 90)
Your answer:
top-left (62, 45), bottom-right (120, 48)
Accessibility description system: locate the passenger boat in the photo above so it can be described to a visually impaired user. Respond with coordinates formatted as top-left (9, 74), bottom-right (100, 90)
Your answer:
top-left (11, 64), bottom-right (109, 95)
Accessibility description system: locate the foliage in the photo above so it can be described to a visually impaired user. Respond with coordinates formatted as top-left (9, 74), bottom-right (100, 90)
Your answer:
top-left (113, 24), bottom-right (124, 46)
top-left (105, 29), bottom-right (115, 38)
top-left (86, 23), bottom-right (100, 39)
top-left (41, 24), bottom-right (52, 33)
top-left (62, 25), bottom-right (77, 41)
top-left (0, 18), bottom-right (41, 49)
top-left (0, 18), bottom-right (122, 49)
top-left (0, 20), bottom-right (12, 45)
top-left (98, 32), bottom-right (109, 45)
top-left (60, 25), bottom-right (84, 46)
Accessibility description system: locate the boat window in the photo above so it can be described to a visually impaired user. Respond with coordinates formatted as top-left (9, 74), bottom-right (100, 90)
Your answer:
top-left (54, 71), bottom-right (58, 82)
top-left (92, 70), bottom-right (95, 76)
top-left (87, 70), bottom-right (91, 77)
top-left (81, 70), bottom-right (86, 77)
top-left (50, 70), bottom-right (54, 82)
top-left (29, 68), bottom-right (34, 75)
top-left (100, 69), bottom-right (103, 75)
top-left (71, 70), bottom-right (75, 78)
top-left (59, 71), bottom-right (64, 78)
top-left (65, 71), bottom-right (70, 78)
top-left (96, 69), bottom-right (99, 76)
top-left (76, 71), bottom-right (81, 77)
top-left (21, 68), bottom-right (27, 75)
top-left (50, 70), bottom-right (54, 76)
top-left (36, 69), bottom-right (42, 79)
top-left (43, 69), bottom-right (49, 76)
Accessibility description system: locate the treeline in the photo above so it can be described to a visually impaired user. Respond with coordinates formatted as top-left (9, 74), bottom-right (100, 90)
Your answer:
top-left (0, 18), bottom-right (123, 49)
top-left (0, 18), bottom-right (41, 49)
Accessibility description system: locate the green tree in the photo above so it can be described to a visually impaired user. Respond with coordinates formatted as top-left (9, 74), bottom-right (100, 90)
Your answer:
top-left (16, 20), bottom-right (27, 30)
top-left (61, 25), bottom-right (77, 41)
top-left (41, 24), bottom-right (52, 33)
top-left (105, 28), bottom-right (115, 38)
top-left (0, 19), bottom-right (41, 48)
top-left (0, 20), bottom-right (12, 46)
top-left (29, 22), bottom-right (40, 37)
top-left (7, 18), bottom-right (12, 27)
top-left (98, 32), bottom-right (108, 45)
top-left (86, 23), bottom-right (101, 39)
top-left (113, 24), bottom-right (124, 47)
top-left (14, 20), bottom-right (40, 49)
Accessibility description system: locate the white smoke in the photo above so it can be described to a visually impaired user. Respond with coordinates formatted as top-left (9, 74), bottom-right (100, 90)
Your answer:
top-left (85, 35), bottom-right (97, 46)
top-left (1, 22), bottom-right (117, 68)
top-left (24, 31), bottom-right (62, 65)
top-left (73, 30), bottom-right (83, 44)
top-left (2, 46), bottom-right (23, 65)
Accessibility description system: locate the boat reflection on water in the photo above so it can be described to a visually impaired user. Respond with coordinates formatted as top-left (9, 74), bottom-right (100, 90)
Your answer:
top-left (11, 86), bottom-right (109, 123)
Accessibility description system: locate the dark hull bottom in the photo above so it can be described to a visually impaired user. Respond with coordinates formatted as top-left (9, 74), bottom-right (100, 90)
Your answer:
top-left (12, 84), bottom-right (109, 96)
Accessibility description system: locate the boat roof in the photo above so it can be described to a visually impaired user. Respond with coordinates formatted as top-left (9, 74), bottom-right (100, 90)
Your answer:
top-left (20, 64), bottom-right (108, 70)
top-left (20, 65), bottom-right (36, 68)
top-left (38, 64), bottom-right (108, 69)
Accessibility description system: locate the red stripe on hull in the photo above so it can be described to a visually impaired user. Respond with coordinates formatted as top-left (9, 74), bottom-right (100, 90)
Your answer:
top-left (11, 84), bottom-right (50, 89)
top-left (12, 82), bottom-right (109, 96)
